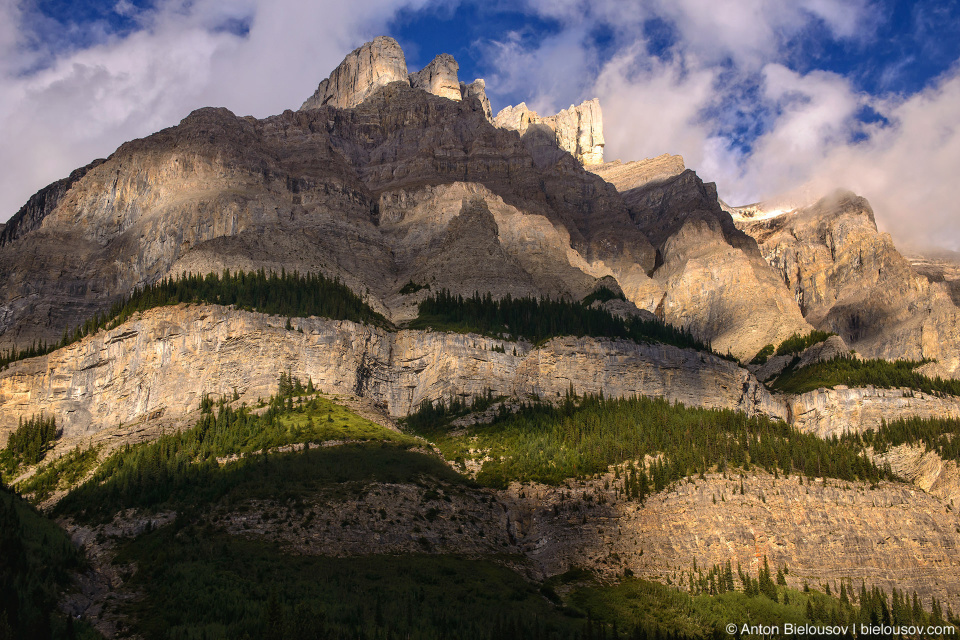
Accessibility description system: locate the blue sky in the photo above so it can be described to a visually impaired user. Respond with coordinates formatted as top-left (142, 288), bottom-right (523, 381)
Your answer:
top-left (2, 0), bottom-right (960, 250)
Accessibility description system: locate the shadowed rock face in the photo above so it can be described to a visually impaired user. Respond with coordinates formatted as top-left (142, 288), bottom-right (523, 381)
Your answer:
top-left (460, 79), bottom-right (492, 120)
top-left (735, 191), bottom-right (960, 376)
top-left (593, 156), bottom-right (812, 360)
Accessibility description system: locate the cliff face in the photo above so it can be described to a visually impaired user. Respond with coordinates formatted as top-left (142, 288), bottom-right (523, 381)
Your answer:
top-left (300, 38), bottom-right (492, 118)
top-left (788, 387), bottom-right (960, 439)
top-left (874, 444), bottom-right (960, 513)
top-left (734, 192), bottom-right (960, 376)
top-left (300, 36), bottom-right (409, 110)
top-left (0, 304), bottom-right (785, 442)
top-left (0, 85), bottom-right (651, 350)
top-left (502, 472), bottom-right (960, 608)
top-left (0, 159), bottom-right (105, 247)
top-left (590, 154), bottom-right (686, 192)
top-left (408, 53), bottom-right (462, 101)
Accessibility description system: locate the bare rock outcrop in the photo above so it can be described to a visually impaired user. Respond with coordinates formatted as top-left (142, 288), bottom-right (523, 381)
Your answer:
top-left (494, 99), bottom-right (605, 165)
top-left (300, 39), bottom-right (488, 114)
top-left (794, 334), bottom-right (850, 369)
top-left (300, 36), bottom-right (409, 110)
top-left (0, 304), bottom-right (786, 442)
top-left (0, 159), bottom-right (105, 246)
top-left (909, 250), bottom-right (960, 307)
top-left (408, 53), bottom-right (461, 101)
top-left (590, 154), bottom-right (686, 192)
top-left (735, 191), bottom-right (960, 376)
top-left (459, 79), bottom-right (492, 120)
top-left (788, 386), bottom-right (960, 438)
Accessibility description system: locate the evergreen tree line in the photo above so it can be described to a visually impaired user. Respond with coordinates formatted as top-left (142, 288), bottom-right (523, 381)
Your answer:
top-left (753, 330), bottom-right (837, 365)
top-left (1, 414), bottom-right (60, 479)
top-left (406, 392), bottom-right (895, 491)
top-left (15, 445), bottom-right (100, 503)
top-left (774, 330), bottom-right (837, 356)
top-left (409, 289), bottom-right (725, 356)
top-left (680, 556), bottom-right (957, 635)
top-left (771, 354), bottom-right (960, 396)
top-left (0, 483), bottom-right (93, 640)
top-left (0, 269), bottom-right (389, 370)
top-left (54, 374), bottom-right (431, 521)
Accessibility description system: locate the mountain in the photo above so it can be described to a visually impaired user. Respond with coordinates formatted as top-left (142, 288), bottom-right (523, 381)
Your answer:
top-left (731, 192), bottom-right (960, 378)
top-left (1, 36), bottom-right (960, 639)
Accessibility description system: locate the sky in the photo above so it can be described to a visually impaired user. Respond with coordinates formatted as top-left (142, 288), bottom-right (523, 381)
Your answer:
top-left (2, 0), bottom-right (960, 252)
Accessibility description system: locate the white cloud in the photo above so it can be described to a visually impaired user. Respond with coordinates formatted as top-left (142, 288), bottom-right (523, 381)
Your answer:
top-left (594, 45), bottom-right (720, 168)
top-left (794, 66), bottom-right (960, 250)
top-left (724, 64), bottom-right (866, 201)
top-left (483, 27), bottom-right (598, 115)
top-left (476, 0), bottom-right (960, 251)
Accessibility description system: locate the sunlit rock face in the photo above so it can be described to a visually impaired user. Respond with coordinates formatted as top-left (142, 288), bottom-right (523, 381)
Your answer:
top-left (494, 99), bottom-right (605, 165)
top-left (408, 53), bottom-right (462, 102)
top-left (300, 36), bottom-right (409, 110)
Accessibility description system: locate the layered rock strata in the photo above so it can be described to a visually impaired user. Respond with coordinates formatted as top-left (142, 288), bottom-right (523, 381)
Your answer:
top-left (502, 472), bottom-right (960, 608)
top-left (0, 304), bottom-right (785, 442)
top-left (408, 53), bottom-right (461, 101)
top-left (300, 36), bottom-right (409, 110)
top-left (589, 154), bottom-right (686, 192)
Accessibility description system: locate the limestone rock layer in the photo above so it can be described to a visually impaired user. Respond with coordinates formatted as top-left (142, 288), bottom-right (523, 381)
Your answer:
top-left (408, 53), bottom-right (461, 101)
top-left (0, 304), bottom-right (785, 441)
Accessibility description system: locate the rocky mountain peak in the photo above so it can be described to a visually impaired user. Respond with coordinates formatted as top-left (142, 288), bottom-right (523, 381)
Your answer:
top-left (409, 53), bottom-right (461, 101)
top-left (493, 99), bottom-right (605, 165)
top-left (300, 36), bottom-right (408, 110)
top-left (298, 36), bottom-right (606, 164)
top-left (300, 37), bottom-right (492, 119)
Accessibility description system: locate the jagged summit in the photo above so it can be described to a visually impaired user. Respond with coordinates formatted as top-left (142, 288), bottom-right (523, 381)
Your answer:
top-left (299, 36), bottom-right (492, 119)
top-left (493, 99), bottom-right (605, 165)
top-left (300, 36), bottom-right (601, 164)
top-left (299, 36), bottom-right (408, 110)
